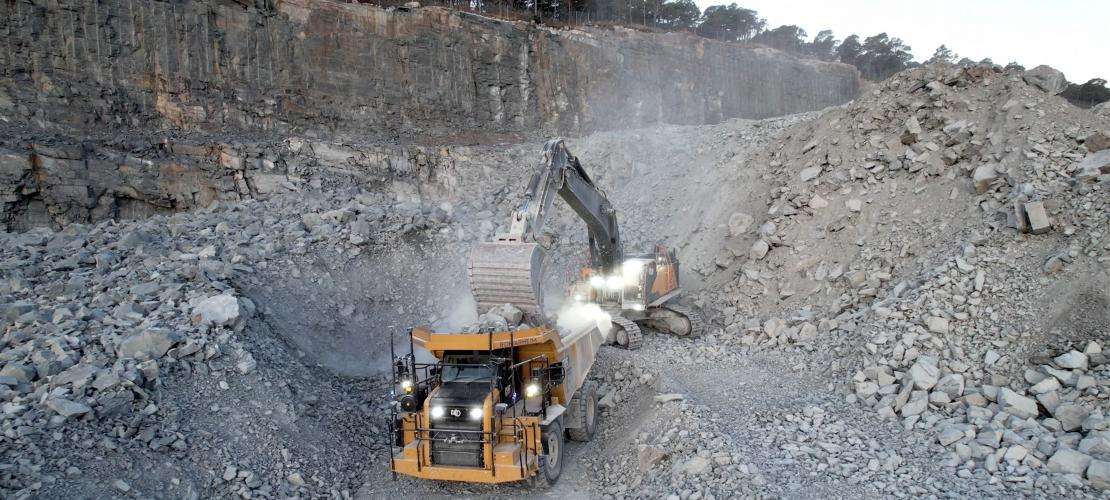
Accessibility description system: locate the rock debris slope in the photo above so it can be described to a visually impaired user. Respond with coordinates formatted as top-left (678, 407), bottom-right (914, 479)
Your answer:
top-left (2, 61), bottom-right (1109, 499)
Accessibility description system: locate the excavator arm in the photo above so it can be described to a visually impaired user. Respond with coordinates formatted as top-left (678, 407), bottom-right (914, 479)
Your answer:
top-left (468, 139), bottom-right (623, 318)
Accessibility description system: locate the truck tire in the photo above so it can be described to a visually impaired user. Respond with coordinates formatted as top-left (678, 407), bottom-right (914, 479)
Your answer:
top-left (539, 418), bottom-right (564, 484)
top-left (567, 381), bottom-right (598, 442)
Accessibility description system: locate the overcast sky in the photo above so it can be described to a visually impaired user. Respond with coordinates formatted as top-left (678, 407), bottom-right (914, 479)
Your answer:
top-left (692, 0), bottom-right (1109, 83)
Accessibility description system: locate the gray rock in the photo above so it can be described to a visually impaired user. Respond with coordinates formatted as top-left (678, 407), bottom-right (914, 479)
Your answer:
top-left (1022, 65), bottom-right (1068, 94)
top-left (1086, 130), bottom-right (1110, 153)
top-left (934, 374), bottom-right (965, 398)
top-left (236, 352), bottom-right (257, 374)
top-left (901, 392), bottom-right (928, 417)
top-left (750, 239), bottom-right (770, 260)
top-left (1047, 447), bottom-right (1091, 475)
top-left (727, 212), bottom-right (754, 237)
top-left (901, 116), bottom-right (922, 145)
top-left (1077, 150), bottom-right (1110, 182)
top-left (908, 357), bottom-right (940, 390)
top-left (938, 426), bottom-right (965, 446)
top-left (678, 456), bottom-right (712, 475)
top-left (799, 166), bottom-right (822, 181)
top-left (1080, 432), bottom-right (1110, 454)
top-left (1054, 350), bottom-right (1089, 370)
top-left (1054, 404), bottom-right (1091, 432)
top-left (997, 388), bottom-right (1038, 419)
top-left (972, 165), bottom-right (998, 193)
top-left (491, 303), bottom-right (523, 326)
top-left (0, 363), bottom-right (36, 383)
top-left (925, 316), bottom-right (950, 334)
top-left (1089, 460), bottom-right (1110, 490)
top-left (1023, 201), bottom-right (1051, 235)
top-left (46, 398), bottom-right (91, 417)
top-left (117, 328), bottom-right (178, 359)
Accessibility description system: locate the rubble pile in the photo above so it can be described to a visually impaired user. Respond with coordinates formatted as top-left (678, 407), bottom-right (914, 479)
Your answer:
top-left (0, 192), bottom-right (454, 496)
top-left (720, 63), bottom-right (1110, 491)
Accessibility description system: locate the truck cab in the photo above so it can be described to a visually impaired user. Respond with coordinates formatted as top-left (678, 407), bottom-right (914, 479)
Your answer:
top-left (388, 323), bottom-right (603, 484)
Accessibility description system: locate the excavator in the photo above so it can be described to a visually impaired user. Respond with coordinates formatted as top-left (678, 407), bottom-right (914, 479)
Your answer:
top-left (386, 139), bottom-right (700, 485)
top-left (467, 138), bottom-right (701, 349)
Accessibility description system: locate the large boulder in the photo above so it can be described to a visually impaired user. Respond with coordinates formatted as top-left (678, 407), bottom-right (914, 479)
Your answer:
top-left (1023, 65), bottom-right (1068, 95)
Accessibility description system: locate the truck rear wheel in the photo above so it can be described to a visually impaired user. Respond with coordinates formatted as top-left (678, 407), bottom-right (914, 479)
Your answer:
top-left (538, 419), bottom-right (564, 484)
top-left (567, 381), bottom-right (598, 442)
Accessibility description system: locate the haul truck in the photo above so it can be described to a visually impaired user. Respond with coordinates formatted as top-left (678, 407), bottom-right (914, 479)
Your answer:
top-left (387, 322), bottom-right (604, 484)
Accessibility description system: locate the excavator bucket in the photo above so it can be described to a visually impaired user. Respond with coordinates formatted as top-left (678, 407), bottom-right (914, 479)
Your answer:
top-left (467, 241), bottom-right (545, 317)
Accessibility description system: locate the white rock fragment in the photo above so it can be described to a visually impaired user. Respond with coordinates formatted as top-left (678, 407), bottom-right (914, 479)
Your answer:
top-left (192, 294), bottom-right (241, 327)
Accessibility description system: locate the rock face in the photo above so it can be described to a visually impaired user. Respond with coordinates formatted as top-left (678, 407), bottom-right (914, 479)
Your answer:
top-left (0, 0), bottom-right (857, 231)
top-left (0, 1), bottom-right (857, 140)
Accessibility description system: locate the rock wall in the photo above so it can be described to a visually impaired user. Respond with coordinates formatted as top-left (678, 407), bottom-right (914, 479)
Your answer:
top-left (0, 0), bottom-right (858, 140)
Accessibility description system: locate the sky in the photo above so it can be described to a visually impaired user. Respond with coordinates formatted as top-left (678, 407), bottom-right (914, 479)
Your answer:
top-left (691, 0), bottom-right (1109, 83)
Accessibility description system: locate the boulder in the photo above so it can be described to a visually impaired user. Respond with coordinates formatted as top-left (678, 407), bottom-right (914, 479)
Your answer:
top-left (1077, 150), bottom-right (1110, 182)
top-left (799, 166), bottom-right (822, 181)
top-left (46, 398), bottom-right (91, 418)
top-left (925, 316), bottom-right (950, 334)
top-left (727, 212), bottom-right (753, 237)
top-left (192, 294), bottom-right (241, 327)
top-left (1054, 350), bottom-right (1089, 370)
top-left (749, 239), bottom-right (770, 260)
top-left (997, 388), bottom-right (1038, 419)
top-left (491, 303), bottom-right (523, 326)
top-left (1022, 65), bottom-right (1068, 94)
top-left (1023, 201), bottom-right (1051, 235)
top-left (1054, 404), bottom-right (1091, 432)
top-left (0, 363), bottom-right (36, 383)
top-left (972, 164), bottom-right (998, 193)
top-left (116, 328), bottom-right (178, 359)
top-left (678, 456), bottom-right (712, 475)
top-left (1089, 460), bottom-right (1110, 490)
top-left (901, 116), bottom-right (922, 145)
top-left (908, 357), bottom-right (940, 390)
top-left (1086, 130), bottom-right (1110, 153)
top-left (934, 374), bottom-right (965, 398)
top-left (1047, 447), bottom-right (1091, 475)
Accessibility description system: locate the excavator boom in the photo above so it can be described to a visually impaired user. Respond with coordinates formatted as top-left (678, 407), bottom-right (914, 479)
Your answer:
top-left (468, 139), bottom-right (621, 318)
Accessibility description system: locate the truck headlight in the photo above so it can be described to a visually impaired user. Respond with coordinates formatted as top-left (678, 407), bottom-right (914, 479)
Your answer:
top-left (469, 407), bottom-right (483, 420)
top-left (589, 275), bottom-right (605, 288)
top-left (430, 406), bottom-right (445, 419)
top-left (525, 382), bottom-right (540, 398)
top-left (622, 259), bottom-right (643, 279)
top-left (400, 378), bottom-right (414, 393)
top-left (606, 275), bottom-right (624, 290)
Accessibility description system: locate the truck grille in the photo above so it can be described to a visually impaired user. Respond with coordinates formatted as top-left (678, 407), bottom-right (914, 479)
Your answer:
top-left (429, 407), bottom-right (484, 467)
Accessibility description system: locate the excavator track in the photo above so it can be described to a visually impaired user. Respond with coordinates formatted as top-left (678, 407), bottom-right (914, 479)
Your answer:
top-left (611, 316), bottom-right (642, 350)
top-left (645, 304), bottom-right (704, 337)
top-left (467, 241), bottom-right (545, 317)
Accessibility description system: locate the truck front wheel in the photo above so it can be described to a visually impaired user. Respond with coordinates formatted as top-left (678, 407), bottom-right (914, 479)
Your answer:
top-left (539, 419), bottom-right (564, 484)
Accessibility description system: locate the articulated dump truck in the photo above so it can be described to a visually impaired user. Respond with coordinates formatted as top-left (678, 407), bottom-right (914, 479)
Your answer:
top-left (387, 322), bottom-right (604, 484)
